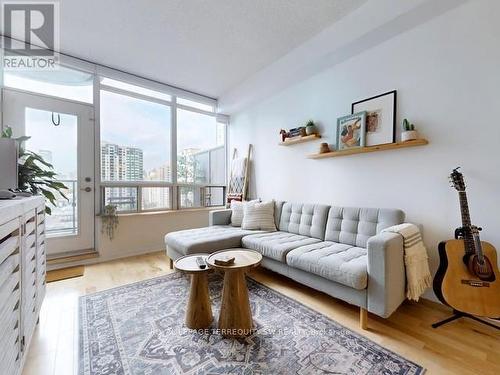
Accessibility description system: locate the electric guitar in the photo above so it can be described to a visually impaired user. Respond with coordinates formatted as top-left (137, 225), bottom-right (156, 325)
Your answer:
top-left (433, 168), bottom-right (500, 318)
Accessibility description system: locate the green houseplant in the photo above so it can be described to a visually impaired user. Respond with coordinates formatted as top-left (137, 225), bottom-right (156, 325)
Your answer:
top-left (305, 120), bottom-right (318, 136)
top-left (100, 204), bottom-right (119, 240)
top-left (401, 119), bottom-right (418, 142)
top-left (1, 126), bottom-right (68, 214)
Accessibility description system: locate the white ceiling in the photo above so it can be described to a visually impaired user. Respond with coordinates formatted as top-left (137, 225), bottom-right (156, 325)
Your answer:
top-left (219, 0), bottom-right (468, 113)
top-left (51, 0), bottom-right (367, 98)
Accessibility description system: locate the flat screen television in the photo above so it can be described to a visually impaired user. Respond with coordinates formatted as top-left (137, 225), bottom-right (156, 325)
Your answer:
top-left (0, 139), bottom-right (18, 190)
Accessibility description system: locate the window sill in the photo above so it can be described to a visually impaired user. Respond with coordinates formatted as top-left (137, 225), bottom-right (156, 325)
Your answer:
top-left (114, 206), bottom-right (226, 218)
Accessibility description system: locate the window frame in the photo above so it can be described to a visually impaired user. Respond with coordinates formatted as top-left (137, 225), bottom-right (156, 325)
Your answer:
top-left (0, 50), bottom-right (227, 215)
top-left (98, 74), bottom-right (227, 214)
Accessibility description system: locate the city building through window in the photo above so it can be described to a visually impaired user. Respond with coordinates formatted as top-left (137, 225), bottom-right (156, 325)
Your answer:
top-left (100, 77), bottom-right (225, 212)
top-left (2, 60), bottom-right (226, 215)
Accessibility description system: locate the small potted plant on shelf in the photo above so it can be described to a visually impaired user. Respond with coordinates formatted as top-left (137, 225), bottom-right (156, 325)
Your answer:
top-left (401, 119), bottom-right (418, 142)
top-left (305, 120), bottom-right (318, 136)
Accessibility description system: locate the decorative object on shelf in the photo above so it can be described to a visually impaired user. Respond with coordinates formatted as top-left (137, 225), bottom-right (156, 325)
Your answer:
top-left (401, 118), bottom-right (419, 142)
top-left (305, 120), bottom-right (318, 135)
top-left (319, 143), bottom-right (331, 154)
top-left (279, 129), bottom-right (289, 142)
top-left (337, 112), bottom-right (366, 150)
top-left (1, 126), bottom-right (68, 215)
top-left (101, 204), bottom-right (119, 240)
top-left (288, 126), bottom-right (306, 138)
top-left (352, 90), bottom-right (396, 146)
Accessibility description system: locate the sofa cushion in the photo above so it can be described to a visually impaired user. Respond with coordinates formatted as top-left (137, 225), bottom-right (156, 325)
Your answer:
top-left (325, 207), bottom-right (405, 248)
top-left (242, 200), bottom-right (277, 231)
top-left (230, 199), bottom-right (259, 227)
top-left (286, 241), bottom-right (368, 290)
top-left (278, 203), bottom-right (330, 240)
top-left (274, 201), bottom-right (285, 229)
top-left (165, 225), bottom-right (258, 255)
top-left (242, 231), bottom-right (321, 262)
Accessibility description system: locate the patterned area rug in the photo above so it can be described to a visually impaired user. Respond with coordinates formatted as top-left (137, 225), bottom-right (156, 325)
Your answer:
top-left (79, 272), bottom-right (424, 375)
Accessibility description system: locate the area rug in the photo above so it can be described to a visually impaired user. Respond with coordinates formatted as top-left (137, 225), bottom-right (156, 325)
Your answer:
top-left (79, 272), bottom-right (424, 374)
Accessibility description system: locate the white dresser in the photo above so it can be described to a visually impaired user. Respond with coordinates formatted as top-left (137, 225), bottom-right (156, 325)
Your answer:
top-left (0, 196), bottom-right (46, 375)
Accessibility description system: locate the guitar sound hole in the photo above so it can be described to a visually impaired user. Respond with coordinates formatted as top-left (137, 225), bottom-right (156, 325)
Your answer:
top-left (468, 254), bottom-right (495, 282)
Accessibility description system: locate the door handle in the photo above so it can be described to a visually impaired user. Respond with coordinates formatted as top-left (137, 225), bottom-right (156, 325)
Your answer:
top-left (81, 187), bottom-right (92, 192)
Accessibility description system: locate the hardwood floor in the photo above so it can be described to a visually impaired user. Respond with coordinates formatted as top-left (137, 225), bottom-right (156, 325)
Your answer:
top-left (23, 252), bottom-right (499, 375)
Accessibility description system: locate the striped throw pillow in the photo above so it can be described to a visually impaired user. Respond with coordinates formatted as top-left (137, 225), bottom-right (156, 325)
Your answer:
top-left (230, 199), bottom-right (259, 227)
top-left (241, 200), bottom-right (276, 231)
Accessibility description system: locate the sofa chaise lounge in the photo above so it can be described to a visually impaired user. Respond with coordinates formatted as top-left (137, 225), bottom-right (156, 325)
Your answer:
top-left (165, 202), bottom-right (406, 329)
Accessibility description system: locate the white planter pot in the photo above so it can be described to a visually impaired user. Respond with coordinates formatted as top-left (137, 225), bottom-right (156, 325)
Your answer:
top-left (305, 125), bottom-right (317, 135)
top-left (401, 130), bottom-right (418, 142)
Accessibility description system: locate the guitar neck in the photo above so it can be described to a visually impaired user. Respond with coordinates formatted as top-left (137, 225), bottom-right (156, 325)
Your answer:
top-left (458, 191), bottom-right (475, 255)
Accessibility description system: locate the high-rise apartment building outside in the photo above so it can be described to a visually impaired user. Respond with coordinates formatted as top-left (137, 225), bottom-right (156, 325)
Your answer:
top-left (101, 142), bottom-right (143, 181)
top-left (101, 142), bottom-right (144, 210)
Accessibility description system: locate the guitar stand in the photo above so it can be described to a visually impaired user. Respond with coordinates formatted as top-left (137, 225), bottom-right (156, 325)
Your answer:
top-left (432, 310), bottom-right (500, 330)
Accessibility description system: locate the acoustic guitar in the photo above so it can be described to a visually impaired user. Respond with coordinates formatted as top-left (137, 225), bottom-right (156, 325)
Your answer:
top-left (433, 168), bottom-right (500, 318)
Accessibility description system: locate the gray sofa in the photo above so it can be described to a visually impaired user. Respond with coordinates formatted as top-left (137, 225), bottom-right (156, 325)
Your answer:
top-left (165, 202), bottom-right (406, 328)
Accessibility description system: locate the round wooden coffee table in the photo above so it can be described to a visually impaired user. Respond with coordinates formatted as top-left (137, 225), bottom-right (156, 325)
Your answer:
top-left (206, 249), bottom-right (262, 337)
top-left (174, 253), bottom-right (213, 329)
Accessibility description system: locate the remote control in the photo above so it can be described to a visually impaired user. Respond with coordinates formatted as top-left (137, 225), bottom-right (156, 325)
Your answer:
top-left (196, 257), bottom-right (207, 269)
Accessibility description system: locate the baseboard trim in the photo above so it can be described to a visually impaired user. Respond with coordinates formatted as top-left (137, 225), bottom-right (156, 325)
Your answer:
top-left (47, 248), bottom-right (166, 271)
top-left (46, 266), bottom-right (85, 283)
top-left (47, 250), bottom-right (99, 265)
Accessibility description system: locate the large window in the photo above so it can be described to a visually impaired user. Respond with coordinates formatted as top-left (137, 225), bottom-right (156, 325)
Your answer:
top-left (0, 46), bottom-right (227, 216)
top-left (100, 85), bottom-right (172, 211)
top-left (3, 67), bottom-right (94, 103)
top-left (177, 109), bottom-right (226, 207)
top-left (99, 77), bottom-right (226, 212)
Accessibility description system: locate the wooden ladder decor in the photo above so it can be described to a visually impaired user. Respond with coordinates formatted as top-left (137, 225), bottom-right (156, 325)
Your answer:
top-left (227, 144), bottom-right (252, 206)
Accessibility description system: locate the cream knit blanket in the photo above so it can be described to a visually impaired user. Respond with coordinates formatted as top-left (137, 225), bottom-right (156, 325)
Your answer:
top-left (382, 223), bottom-right (432, 301)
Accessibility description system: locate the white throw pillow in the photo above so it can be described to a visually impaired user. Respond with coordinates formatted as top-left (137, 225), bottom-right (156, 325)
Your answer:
top-left (241, 200), bottom-right (276, 231)
top-left (230, 199), bottom-right (259, 227)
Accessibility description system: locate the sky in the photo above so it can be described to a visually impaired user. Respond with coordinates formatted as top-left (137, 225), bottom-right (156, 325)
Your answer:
top-left (100, 90), bottom-right (219, 172)
top-left (11, 73), bottom-right (222, 177)
top-left (25, 108), bottom-right (78, 179)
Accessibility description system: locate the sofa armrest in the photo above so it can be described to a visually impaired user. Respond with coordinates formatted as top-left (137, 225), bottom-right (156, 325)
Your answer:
top-left (209, 209), bottom-right (232, 226)
top-left (366, 232), bottom-right (405, 318)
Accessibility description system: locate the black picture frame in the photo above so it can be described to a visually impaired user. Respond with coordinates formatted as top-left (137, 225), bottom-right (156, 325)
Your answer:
top-left (351, 90), bottom-right (397, 145)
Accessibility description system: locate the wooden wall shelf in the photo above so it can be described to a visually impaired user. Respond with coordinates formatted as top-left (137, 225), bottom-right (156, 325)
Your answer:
top-left (307, 139), bottom-right (429, 159)
top-left (279, 134), bottom-right (321, 146)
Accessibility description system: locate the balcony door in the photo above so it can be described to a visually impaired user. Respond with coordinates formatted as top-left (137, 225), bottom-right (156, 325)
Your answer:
top-left (3, 89), bottom-right (95, 256)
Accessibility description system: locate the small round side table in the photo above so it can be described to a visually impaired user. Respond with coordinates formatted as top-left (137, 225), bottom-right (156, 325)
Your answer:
top-left (206, 249), bottom-right (262, 337)
top-left (174, 253), bottom-right (213, 329)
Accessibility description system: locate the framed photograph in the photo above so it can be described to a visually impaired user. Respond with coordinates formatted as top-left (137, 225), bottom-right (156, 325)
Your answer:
top-left (337, 112), bottom-right (366, 151)
top-left (352, 90), bottom-right (396, 146)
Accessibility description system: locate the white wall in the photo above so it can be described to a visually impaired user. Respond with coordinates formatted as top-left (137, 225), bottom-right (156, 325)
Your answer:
top-left (229, 0), bottom-right (500, 300)
top-left (96, 209), bottom-right (210, 260)
top-left (47, 209), bottom-right (210, 270)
